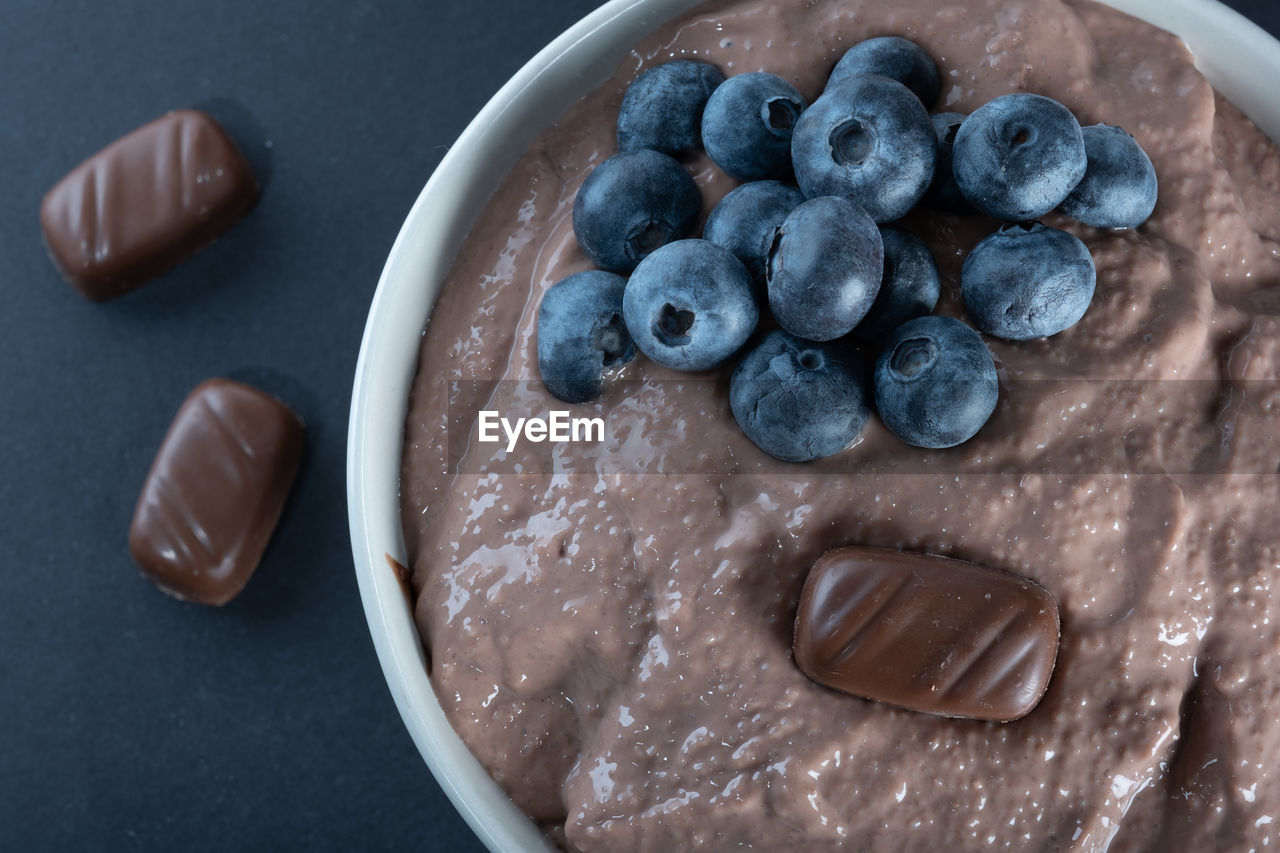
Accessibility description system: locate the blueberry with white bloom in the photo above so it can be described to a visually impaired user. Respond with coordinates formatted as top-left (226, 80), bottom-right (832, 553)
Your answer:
top-left (961, 222), bottom-right (1096, 340)
top-left (1059, 124), bottom-right (1158, 229)
top-left (766, 196), bottom-right (884, 341)
top-left (854, 226), bottom-right (940, 342)
top-left (874, 315), bottom-right (998, 449)
top-left (702, 72), bottom-right (807, 181)
top-left (573, 149), bottom-right (700, 273)
top-left (952, 93), bottom-right (1086, 221)
top-left (827, 35), bottom-right (941, 107)
top-left (537, 271), bottom-right (636, 404)
top-left (622, 239), bottom-right (758, 371)
top-left (730, 330), bottom-right (871, 462)
top-left (703, 180), bottom-right (805, 285)
top-left (617, 60), bottom-right (725, 157)
top-left (792, 75), bottom-right (936, 223)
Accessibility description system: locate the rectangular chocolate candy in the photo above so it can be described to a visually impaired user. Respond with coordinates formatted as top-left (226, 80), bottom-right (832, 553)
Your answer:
top-left (793, 546), bottom-right (1060, 722)
top-left (40, 109), bottom-right (259, 300)
top-left (129, 379), bottom-right (304, 605)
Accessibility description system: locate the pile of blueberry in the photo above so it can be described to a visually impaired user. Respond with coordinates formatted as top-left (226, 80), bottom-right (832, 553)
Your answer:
top-left (536, 36), bottom-right (1158, 461)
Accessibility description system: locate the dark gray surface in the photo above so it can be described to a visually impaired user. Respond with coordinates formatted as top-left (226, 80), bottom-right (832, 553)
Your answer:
top-left (0, 1), bottom-right (1276, 850)
top-left (0, 1), bottom-right (600, 850)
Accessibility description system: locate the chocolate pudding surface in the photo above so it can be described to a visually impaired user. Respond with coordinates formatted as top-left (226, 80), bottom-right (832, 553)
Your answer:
top-left (399, 0), bottom-right (1280, 849)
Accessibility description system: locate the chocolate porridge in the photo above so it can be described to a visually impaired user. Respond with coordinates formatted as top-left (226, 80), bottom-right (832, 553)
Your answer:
top-left (400, 0), bottom-right (1280, 849)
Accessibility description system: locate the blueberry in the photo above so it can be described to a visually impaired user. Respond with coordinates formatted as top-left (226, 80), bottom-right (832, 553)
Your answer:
top-left (961, 222), bottom-right (1096, 340)
top-left (874, 315), bottom-right (998, 449)
top-left (791, 75), bottom-right (936, 223)
top-left (730, 330), bottom-right (871, 462)
top-left (766, 196), bottom-right (883, 341)
top-left (854, 226), bottom-right (940, 342)
top-left (952, 93), bottom-right (1086, 221)
top-left (827, 36), bottom-right (941, 107)
top-left (701, 72), bottom-right (807, 181)
top-left (617, 60), bottom-right (725, 157)
top-left (1059, 124), bottom-right (1158, 229)
top-left (925, 112), bottom-right (974, 214)
top-left (537, 271), bottom-right (636, 404)
top-left (573, 149), bottom-right (700, 273)
top-left (622, 239), bottom-right (758, 371)
top-left (703, 180), bottom-right (805, 285)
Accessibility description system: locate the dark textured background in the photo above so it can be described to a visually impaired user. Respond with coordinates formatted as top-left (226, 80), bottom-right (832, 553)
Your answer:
top-left (0, 1), bottom-right (1275, 850)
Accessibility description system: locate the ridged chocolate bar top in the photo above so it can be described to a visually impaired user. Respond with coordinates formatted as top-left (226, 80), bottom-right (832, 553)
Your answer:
top-left (129, 379), bottom-right (303, 605)
top-left (40, 109), bottom-right (258, 300)
top-left (793, 546), bottom-right (1060, 722)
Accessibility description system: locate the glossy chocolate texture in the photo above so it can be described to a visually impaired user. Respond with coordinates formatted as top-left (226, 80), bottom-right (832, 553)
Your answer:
top-left (40, 109), bottom-right (259, 300)
top-left (793, 546), bottom-right (1060, 722)
top-left (129, 379), bottom-right (304, 606)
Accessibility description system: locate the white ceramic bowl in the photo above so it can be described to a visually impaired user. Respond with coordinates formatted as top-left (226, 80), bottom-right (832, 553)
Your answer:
top-left (348, 2), bottom-right (1280, 849)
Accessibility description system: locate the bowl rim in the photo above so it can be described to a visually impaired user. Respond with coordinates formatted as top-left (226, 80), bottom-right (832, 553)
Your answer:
top-left (348, 1), bottom-right (1280, 850)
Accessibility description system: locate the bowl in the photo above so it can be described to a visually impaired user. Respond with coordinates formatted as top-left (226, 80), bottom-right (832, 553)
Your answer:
top-left (347, 1), bottom-right (1280, 849)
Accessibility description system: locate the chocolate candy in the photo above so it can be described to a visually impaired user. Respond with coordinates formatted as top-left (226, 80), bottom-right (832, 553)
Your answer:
top-left (793, 546), bottom-right (1059, 721)
top-left (129, 379), bottom-right (304, 605)
top-left (40, 110), bottom-right (259, 300)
